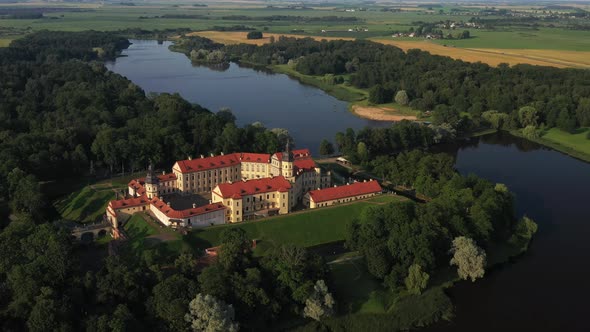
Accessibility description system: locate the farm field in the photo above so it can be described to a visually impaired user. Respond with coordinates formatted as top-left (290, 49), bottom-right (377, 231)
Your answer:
top-left (371, 39), bottom-right (590, 68)
top-left (185, 194), bottom-right (407, 254)
top-left (1, 3), bottom-right (590, 66)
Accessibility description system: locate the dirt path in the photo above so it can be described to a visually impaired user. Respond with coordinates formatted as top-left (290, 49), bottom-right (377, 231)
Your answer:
top-left (351, 104), bottom-right (418, 122)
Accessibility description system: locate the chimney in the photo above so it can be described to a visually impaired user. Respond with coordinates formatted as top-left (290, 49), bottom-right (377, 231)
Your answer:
top-left (209, 200), bottom-right (212, 204)
top-left (162, 171), bottom-right (166, 175)
top-left (167, 202), bottom-right (171, 206)
top-left (192, 203), bottom-right (196, 208)
top-left (200, 154), bottom-right (204, 159)
top-left (210, 153), bottom-right (214, 157)
top-left (221, 152), bottom-right (224, 155)
top-left (334, 185), bottom-right (337, 187)
top-left (188, 156), bottom-right (192, 160)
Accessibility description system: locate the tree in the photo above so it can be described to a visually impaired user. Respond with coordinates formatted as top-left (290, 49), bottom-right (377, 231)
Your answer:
top-left (518, 106), bottom-right (539, 128)
top-left (450, 237), bottom-right (486, 282)
top-left (404, 264), bottom-right (429, 295)
top-left (556, 109), bottom-right (577, 133)
top-left (368, 84), bottom-right (386, 104)
top-left (513, 216), bottom-right (538, 241)
top-left (27, 287), bottom-right (61, 332)
top-left (185, 293), bottom-right (239, 332)
top-left (319, 139), bottom-right (334, 156)
top-left (357, 142), bottom-right (369, 162)
top-left (303, 280), bottom-right (335, 321)
top-left (218, 228), bottom-right (251, 271)
top-left (522, 125), bottom-right (539, 140)
top-left (246, 31), bottom-right (263, 40)
top-left (175, 252), bottom-right (198, 278)
top-left (395, 90), bottom-right (410, 106)
top-left (150, 274), bottom-right (198, 331)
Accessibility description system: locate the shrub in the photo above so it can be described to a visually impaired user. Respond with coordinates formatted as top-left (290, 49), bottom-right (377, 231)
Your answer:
top-left (246, 31), bottom-right (263, 39)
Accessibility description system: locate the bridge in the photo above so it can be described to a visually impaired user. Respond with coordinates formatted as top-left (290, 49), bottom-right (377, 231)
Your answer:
top-left (71, 219), bottom-right (112, 242)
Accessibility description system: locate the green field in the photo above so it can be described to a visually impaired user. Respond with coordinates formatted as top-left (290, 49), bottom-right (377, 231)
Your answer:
top-left (432, 28), bottom-right (590, 51)
top-left (1, 3), bottom-right (588, 52)
top-left (185, 195), bottom-right (406, 254)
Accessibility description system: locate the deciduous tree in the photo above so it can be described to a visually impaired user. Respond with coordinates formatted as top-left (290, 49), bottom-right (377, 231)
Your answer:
top-left (450, 237), bottom-right (486, 282)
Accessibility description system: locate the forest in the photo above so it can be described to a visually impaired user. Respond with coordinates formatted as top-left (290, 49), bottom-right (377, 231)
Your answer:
top-left (219, 36), bottom-right (590, 134)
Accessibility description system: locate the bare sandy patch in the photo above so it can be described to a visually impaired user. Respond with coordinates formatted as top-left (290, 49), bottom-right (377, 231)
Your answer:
top-left (352, 105), bottom-right (418, 122)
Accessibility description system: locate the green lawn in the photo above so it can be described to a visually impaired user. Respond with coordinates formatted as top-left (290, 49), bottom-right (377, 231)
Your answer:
top-left (541, 127), bottom-right (590, 157)
top-left (185, 195), bottom-right (406, 254)
top-left (329, 257), bottom-right (393, 314)
top-left (123, 212), bottom-right (188, 258)
top-left (271, 64), bottom-right (366, 102)
top-left (511, 127), bottom-right (590, 163)
top-left (54, 184), bottom-right (116, 224)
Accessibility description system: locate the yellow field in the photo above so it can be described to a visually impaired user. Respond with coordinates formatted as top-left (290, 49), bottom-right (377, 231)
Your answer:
top-left (370, 39), bottom-right (590, 69)
top-left (187, 31), bottom-right (354, 46)
top-left (0, 39), bottom-right (13, 47)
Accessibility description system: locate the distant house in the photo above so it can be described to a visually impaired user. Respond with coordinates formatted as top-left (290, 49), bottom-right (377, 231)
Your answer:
top-left (304, 180), bottom-right (382, 208)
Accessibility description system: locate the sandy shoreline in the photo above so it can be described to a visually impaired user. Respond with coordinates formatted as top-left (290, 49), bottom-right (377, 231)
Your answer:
top-left (351, 105), bottom-right (418, 122)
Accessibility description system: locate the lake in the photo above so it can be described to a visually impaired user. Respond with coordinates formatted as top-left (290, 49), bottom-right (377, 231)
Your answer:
top-left (106, 40), bottom-right (388, 155)
top-left (107, 40), bottom-right (590, 331)
top-left (430, 132), bottom-right (590, 332)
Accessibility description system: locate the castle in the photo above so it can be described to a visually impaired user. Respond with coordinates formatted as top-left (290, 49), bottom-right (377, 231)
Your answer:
top-left (106, 144), bottom-right (333, 236)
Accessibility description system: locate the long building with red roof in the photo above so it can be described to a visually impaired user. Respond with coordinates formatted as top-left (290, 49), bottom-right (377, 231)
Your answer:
top-left (106, 144), bottom-right (332, 233)
top-left (305, 180), bottom-right (383, 209)
top-left (212, 176), bottom-right (291, 222)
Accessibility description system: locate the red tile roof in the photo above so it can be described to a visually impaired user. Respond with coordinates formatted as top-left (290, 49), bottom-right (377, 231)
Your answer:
top-left (158, 173), bottom-right (177, 181)
top-left (292, 148), bottom-right (311, 158)
top-left (109, 195), bottom-right (150, 210)
top-left (294, 158), bottom-right (317, 172)
top-left (150, 197), bottom-right (226, 219)
top-left (308, 181), bottom-right (382, 203)
top-left (273, 148), bottom-right (311, 161)
top-left (127, 173), bottom-right (176, 195)
top-left (240, 153), bottom-right (271, 163)
top-left (215, 176), bottom-right (291, 199)
top-left (175, 153), bottom-right (241, 173)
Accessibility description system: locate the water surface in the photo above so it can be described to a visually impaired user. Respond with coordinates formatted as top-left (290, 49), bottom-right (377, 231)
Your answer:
top-left (106, 40), bottom-right (388, 154)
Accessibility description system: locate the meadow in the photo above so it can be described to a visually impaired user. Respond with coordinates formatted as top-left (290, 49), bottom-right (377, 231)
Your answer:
top-left (184, 194), bottom-right (407, 254)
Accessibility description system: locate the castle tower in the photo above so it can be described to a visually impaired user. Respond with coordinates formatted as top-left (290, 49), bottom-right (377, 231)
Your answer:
top-left (145, 162), bottom-right (160, 199)
top-left (282, 140), bottom-right (294, 178)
